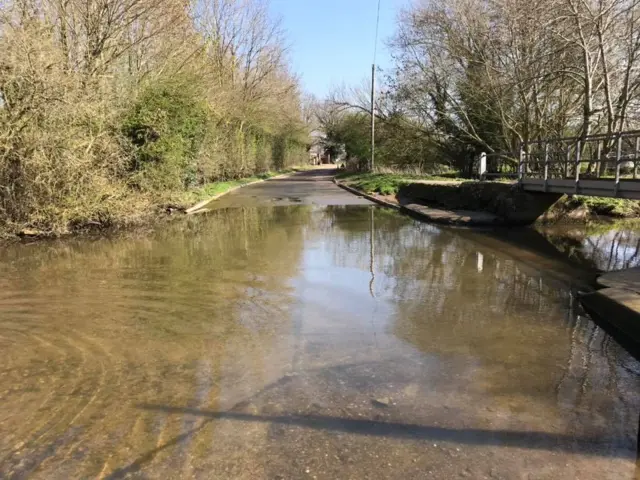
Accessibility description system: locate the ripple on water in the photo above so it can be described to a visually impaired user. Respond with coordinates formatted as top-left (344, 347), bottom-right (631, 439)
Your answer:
top-left (0, 206), bottom-right (639, 479)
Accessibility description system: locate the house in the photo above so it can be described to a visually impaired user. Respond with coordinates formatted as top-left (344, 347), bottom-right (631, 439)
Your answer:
top-left (309, 130), bottom-right (326, 165)
top-left (308, 130), bottom-right (346, 165)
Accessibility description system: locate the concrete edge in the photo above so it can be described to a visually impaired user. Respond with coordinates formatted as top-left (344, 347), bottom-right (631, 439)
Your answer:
top-left (334, 179), bottom-right (501, 227)
top-left (333, 179), bottom-right (401, 210)
top-left (579, 288), bottom-right (640, 345)
top-left (185, 171), bottom-right (296, 215)
top-left (400, 204), bottom-right (503, 227)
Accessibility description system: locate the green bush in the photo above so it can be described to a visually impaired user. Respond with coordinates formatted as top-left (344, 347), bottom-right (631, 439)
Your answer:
top-left (121, 77), bottom-right (209, 191)
top-left (567, 196), bottom-right (640, 217)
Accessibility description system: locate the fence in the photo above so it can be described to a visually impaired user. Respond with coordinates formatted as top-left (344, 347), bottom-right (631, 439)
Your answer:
top-left (477, 131), bottom-right (640, 197)
top-left (478, 152), bottom-right (519, 180)
top-left (519, 130), bottom-right (640, 182)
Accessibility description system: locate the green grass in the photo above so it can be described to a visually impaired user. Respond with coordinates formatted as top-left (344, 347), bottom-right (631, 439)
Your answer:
top-left (177, 169), bottom-right (300, 206)
top-left (566, 195), bottom-right (640, 217)
top-left (191, 177), bottom-right (262, 200)
top-left (336, 172), bottom-right (465, 196)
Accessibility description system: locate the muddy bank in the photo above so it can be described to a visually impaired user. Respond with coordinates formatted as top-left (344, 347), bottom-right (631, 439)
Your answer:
top-left (396, 182), bottom-right (560, 225)
top-left (537, 222), bottom-right (640, 272)
top-left (538, 195), bottom-right (640, 223)
top-left (392, 181), bottom-right (640, 226)
top-left (0, 169), bottom-right (313, 244)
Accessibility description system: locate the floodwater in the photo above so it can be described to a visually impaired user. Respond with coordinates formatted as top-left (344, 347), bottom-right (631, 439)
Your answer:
top-left (540, 223), bottom-right (640, 272)
top-left (1, 171), bottom-right (639, 479)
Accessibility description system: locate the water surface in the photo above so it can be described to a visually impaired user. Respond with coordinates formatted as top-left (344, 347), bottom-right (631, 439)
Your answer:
top-left (540, 223), bottom-right (640, 272)
top-left (0, 205), bottom-right (638, 479)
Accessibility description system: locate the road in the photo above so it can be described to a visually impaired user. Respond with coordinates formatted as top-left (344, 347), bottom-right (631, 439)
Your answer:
top-left (208, 166), bottom-right (373, 209)
top-left (0, 166), bottom-right (638, 479)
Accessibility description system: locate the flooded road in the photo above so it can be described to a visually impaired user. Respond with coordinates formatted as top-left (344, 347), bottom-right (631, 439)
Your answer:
top-left (1, 170), bottom-right (639, 479)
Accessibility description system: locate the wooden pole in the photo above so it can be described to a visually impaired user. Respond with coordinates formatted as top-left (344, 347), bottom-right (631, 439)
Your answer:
top-left (369, 206), bottom-right (375, 298)
top-left (370, 63), bottom-right (375, 172)
top-left (575, 140), bottom-right (581, 194)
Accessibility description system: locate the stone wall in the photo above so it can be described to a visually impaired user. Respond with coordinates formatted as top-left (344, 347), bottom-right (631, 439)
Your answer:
top-left (397, 182), bottom-right (562, 225)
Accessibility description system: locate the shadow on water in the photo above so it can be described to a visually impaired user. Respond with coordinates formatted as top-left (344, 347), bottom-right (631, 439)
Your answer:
top-left (105, 421), bottom-right (213, 480)
top-left (2, 204), bottom-right (640, 479)
top-left (571, 291), bottom-right (640, 477)
top-left (525, 221), bottom-right (640, 476)
top-left (325, 207), bottom-right (640, 476)
top-left (135, 404), bottom-right (633, 458)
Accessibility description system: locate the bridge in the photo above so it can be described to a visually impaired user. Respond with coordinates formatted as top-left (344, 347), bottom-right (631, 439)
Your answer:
top-left (480, 130), bottom-right (640, 199)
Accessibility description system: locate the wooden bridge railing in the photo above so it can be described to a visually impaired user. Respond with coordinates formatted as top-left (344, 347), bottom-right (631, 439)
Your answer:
top-left (478, 131), bottom-right (640, 198)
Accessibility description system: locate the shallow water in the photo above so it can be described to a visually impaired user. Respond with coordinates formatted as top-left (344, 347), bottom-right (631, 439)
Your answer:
top-left (0, 205), bottom-right (639, 479)
top-left (540, 223), bottom-right (640, 272)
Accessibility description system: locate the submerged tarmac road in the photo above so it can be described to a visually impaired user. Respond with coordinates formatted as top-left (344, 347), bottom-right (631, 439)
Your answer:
top-left (208, 166), bottom-right (373, 209)
top-left (0, 166), bottom-right (639, 479)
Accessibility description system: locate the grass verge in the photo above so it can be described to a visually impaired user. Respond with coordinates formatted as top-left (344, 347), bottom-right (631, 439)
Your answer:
top-left (174, 168), bottom-right (302, 208)
top-left (339, 172), bottom-right (640, 222)
top-left (567, 196), bottom-right (640, 217)
top-left (336, 172), bottom-right (464, 196)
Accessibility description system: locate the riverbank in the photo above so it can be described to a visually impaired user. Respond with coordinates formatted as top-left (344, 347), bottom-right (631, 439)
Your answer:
top-left (175, 168), bottom-right (308, 213)
top-left (2, 168), bottom-right (307, 242)
top-left (336, 173), bottom-right (553, 226)
top-left (336, 172), bottom-right (640, 225)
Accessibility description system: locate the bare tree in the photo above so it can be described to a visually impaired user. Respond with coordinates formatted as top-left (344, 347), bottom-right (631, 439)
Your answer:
top-left (379, 0), bottom-right (640, 168)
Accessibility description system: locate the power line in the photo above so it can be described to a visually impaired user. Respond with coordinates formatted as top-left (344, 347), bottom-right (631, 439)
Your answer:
top-left (373, 0), bottom-right (382, 64)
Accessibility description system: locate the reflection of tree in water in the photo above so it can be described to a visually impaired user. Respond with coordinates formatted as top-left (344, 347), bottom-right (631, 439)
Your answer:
top-left (320, 205), bottom-right (410, 238)
top-left (554, 314), bottom-right (640, 446)
top-left (322, 210), bottom-right (640, 448)
top-left (320, 205), bottom-right (436, 275)
top-left (0, 205), bottom-right (312, 478)
top-left (0, 206), bottom-right (310, 325)
top-left (393, 226), bottom-right (639, 449)
top-left (540, 224), bottom-right (640, 272)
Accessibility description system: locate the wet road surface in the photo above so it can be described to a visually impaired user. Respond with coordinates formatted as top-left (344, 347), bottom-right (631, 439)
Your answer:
top-left (208, 167), bottom-right (373, 209)
top-left (0, 167), bottom-right (639, 479)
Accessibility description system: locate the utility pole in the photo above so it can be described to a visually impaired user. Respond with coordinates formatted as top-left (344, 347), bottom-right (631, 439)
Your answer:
top-left (370, 0), bottom-right (381, 173)
top-left (370, 63), bottom-right (375, 172)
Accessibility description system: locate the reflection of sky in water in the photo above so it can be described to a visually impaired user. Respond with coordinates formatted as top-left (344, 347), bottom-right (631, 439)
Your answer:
top-left (292, 238), bottom-right (397, 335)
top-left (294, 212), bottom-right (574, 338)
top-left (580, 229), bottom-right (640, 271)
top-left (1, 205), bottom-right (639, 479)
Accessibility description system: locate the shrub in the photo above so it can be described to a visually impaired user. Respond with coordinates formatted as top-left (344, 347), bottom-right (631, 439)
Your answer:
top-left (0, 25), bottom-right (143, 233)
top-left (121, 77), bottom-right (209, 192)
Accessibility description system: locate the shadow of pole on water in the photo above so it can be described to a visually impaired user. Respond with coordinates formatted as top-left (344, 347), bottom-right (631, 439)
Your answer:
top-left (134, 404), bottom-right (635, 459)
top-left (104, 420), bottom-right (212, 480)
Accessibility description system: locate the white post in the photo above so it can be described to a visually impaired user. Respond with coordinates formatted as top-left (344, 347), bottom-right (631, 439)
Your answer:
top-left (479, 152), bottom-right (487, 180)
top-left (615, 135), bottom-right (622, 197)
top-left (543, 143), bottom-right (549, 192)
top-left (518, 148), bottom-right (526, 183)
top-left (634, 136), bottom-right (639, 180)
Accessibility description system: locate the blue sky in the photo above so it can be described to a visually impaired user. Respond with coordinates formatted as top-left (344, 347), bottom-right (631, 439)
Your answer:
top-left (269, 0), bottom-right (409, 98)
